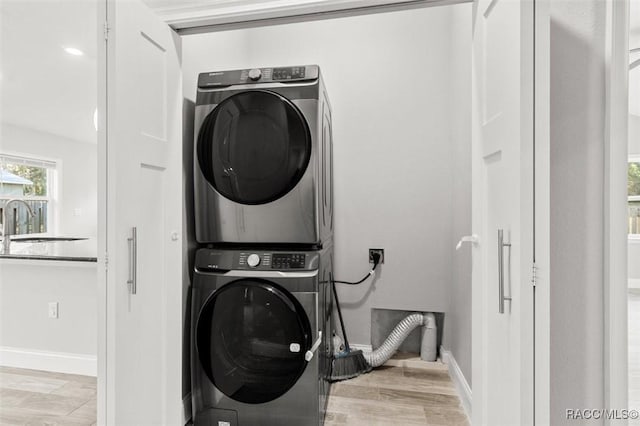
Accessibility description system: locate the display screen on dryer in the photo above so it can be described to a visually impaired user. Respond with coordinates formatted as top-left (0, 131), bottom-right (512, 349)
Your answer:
top-left (273, 67), bottom-right (305, 80)
top-left (272, 253), bottom-right (306, 269)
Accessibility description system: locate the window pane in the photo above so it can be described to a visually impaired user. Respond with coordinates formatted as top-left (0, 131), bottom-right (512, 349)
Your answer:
top-left (0, 162), bottom-right (47, 197)
top-left (0, 160), bottom-right (50, 235)
top-left (629, 162), bottom-right (640, 235)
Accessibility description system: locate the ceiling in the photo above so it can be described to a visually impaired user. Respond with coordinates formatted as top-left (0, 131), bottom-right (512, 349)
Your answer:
top-left (144, 0), bottom-right (457, 32)
top-left (0, 0), bottom-right (637, 148)
top-left (0, 0), bottom-right (98, 145)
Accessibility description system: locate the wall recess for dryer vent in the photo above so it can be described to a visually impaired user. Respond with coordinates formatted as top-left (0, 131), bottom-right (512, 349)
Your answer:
top-left (369, 249), bottom-right (384, 264)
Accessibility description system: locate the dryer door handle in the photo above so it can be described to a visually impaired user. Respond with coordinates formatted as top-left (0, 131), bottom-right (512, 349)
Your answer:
top-left (305, 331), bottom-right (322, 362)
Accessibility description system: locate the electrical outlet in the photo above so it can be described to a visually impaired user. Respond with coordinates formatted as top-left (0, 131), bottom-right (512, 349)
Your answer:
top-left (369, 248), bottom-right (384, 264)
top-left (48, 302), bottom-right (59, 319)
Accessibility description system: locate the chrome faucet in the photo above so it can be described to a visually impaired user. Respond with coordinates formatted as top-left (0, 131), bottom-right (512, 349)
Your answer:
top-left (2, 199), bottom-right (35, 254)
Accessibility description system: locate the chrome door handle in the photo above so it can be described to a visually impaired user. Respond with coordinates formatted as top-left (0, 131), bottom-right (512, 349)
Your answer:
top-left (127, 227), bottom-right (137, 295)
top-left (498, 229), bottom-right (512, 313)
top-left (305, 331), bottom-right (322, 362)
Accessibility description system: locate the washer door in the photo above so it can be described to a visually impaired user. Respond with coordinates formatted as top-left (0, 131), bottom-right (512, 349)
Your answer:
top-left (197, 90), bottom-right (311, 205)
top-left (196, 279), bottom-right (312, 404)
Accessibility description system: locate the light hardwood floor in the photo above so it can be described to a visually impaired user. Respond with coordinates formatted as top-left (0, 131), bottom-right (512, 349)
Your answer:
top-left (0, 355), bottom-right (468, 426)
top-left (0, 366), bottom-right (96, 425)
top-left (630, 289), bottom-right (640, 426)
top-left (325, 357), bottom-right (469, 426)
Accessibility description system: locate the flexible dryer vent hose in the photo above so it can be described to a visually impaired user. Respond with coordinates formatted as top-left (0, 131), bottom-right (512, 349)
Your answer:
top-left (364, 313), bottom-right (435, 368)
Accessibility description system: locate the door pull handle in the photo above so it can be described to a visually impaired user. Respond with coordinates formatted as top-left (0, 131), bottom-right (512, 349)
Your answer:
top-left (498, 229), bottom-right (511, 313)
top-left (127, 227), bottom-right (137, 295)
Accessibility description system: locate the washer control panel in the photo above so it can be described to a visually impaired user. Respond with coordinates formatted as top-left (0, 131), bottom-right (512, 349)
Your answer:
top-left (239, 252), bottom-right (307, 270)
top-left (246, 253), bottom-right (261, 267)
top-left (239, 252), bottom-right (271, 269)
top-left (195, 249), bottom-right (318, 272)
top-left (198, 65), bottom-right (319, 88)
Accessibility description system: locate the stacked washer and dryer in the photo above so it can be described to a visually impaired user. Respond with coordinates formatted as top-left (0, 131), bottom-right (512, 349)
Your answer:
top-left (191, 65), bottom-right (335, 426)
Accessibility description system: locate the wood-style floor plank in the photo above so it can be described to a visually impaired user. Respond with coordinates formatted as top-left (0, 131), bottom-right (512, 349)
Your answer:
top-left (1, 355), bottom-right (469, 425)
top-left (325, 357), bottom-right (469, 426)
top-left (630, 290), bottom-right (640, 426)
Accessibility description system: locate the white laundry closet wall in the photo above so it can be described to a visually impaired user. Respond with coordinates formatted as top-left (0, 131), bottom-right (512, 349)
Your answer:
top-left (182, 2), bottom-right (472, 380)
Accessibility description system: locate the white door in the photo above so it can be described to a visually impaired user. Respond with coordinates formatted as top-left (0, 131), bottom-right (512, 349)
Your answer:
top-left (471, 0), bottom-right (536, 425)
top-left (101, 0), bottom-right (182, 424)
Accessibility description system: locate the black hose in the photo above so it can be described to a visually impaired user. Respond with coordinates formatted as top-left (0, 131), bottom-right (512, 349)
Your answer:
top-left (331, 278), bottom-right (351, 351)
top-left (330, 253), bottom-right (382, 353)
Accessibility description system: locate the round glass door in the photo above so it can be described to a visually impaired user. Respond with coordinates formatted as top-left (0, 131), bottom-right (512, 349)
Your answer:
top-left (197, 90), bottom-right (311, 205)
top-left (196, 279), bottom-right (312, 404)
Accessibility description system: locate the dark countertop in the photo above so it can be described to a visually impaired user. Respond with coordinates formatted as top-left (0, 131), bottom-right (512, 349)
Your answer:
top-left (0, 237), bottom-right (97, 262)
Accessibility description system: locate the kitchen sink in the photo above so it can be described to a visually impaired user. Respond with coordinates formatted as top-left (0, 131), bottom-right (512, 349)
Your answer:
top-left (10, 237), bottom-right (88, 243)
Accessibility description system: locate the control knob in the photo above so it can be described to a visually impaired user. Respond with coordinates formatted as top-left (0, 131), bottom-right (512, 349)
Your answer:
top-left (247, 253), bottom-right (261, 268)
top-left (248, 68), bottom-right (262, 81)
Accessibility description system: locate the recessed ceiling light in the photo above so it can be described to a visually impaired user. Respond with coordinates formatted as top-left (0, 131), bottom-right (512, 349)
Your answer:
top-left (64, 47), bottom-right (84, 56)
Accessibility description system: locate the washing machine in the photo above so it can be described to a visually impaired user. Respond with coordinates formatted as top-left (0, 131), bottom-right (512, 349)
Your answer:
top-left (194, 65), bottom-right (333, 246)
top-left (191, 245), bottom-right (334, 425)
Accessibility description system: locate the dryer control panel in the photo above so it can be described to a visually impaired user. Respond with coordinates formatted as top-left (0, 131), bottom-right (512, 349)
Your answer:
top-left (198, 65), bottom-right (319, 88)
top-left (271, 253), bottom-right (306, 269)
top-left (195, 248), bottom-right (319, 272)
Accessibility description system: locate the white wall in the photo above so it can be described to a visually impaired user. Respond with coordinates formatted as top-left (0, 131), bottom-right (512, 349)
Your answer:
top-left (550, 1), bottom-right (607, 423)
top-left (629, 44), bottom-right (640, 287)
top-left (445, 3), bottom-right (472, 386)
top-left (182, 5), bottom-right (472, 348)
top-left (0, 260), bottom-right (97, 375)
top-left (630, 64), bottom-right (640, 157)
top-left (0, 123), bottom-right (97, 238)
top-left (630, 0), bottom-right (640, 158)
top-left (0, 124), bottom-right (97, 375)
top-left (630, 240), bottom-right (640, 287)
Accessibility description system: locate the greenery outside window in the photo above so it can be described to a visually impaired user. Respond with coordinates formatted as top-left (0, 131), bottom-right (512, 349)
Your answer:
top-left (629, 161), bottom-right (640, 236)
top-left (0, 154), bottom-right (56, 235)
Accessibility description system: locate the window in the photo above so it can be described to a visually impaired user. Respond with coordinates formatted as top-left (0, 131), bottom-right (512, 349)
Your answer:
top-left (0, 154), bottom-right (56, 235)
top-left (629, 161), bottom-right (640, 236)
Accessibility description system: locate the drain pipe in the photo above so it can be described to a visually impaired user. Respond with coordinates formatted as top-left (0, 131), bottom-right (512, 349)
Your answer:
top-left (364, 312), bottom-right (437, 368)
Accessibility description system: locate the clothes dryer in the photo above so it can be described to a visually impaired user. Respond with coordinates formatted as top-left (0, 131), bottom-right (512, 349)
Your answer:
top-left (194, 65), bottom-right (333, 246)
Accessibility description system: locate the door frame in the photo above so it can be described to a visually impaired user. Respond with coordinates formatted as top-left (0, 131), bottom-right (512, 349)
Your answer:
top-left (96, 1), bottom-right (107, 425)
top-left (534, 0), bottom-right (551, 423)
top-left (95, 1), bottom-right (553, 425)
top-left (604, 0), bottom-right (630, 422)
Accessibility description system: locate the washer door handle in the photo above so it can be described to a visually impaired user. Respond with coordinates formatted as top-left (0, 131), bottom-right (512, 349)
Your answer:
top-left (305, 331), bottom-right (322, 362)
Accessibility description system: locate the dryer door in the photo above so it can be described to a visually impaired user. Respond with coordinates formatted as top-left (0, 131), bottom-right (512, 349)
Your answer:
top-left (196, 279), bottom-right (312, 404)
top-left (197, 90), bottom-right (311, 205)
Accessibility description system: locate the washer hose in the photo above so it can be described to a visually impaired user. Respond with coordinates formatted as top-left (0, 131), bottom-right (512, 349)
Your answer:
top-left (364, 313), bottom-right (433, 367)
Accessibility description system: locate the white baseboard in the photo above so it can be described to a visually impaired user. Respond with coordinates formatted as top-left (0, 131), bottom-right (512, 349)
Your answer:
top-left (440, 346), bottom-right (472, 420)
top-left (0, 346), bottom-right (97, 377)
